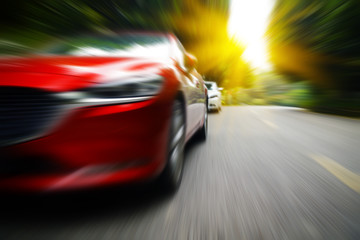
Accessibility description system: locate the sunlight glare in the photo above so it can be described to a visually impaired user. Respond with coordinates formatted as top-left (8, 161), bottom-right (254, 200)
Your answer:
top-left (228, 0), bottom-right (275, 70)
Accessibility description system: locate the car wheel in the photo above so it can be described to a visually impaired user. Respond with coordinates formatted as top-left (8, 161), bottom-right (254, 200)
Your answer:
top-left (197, 102), bottom-right (208, 140)
top-left (158, 99), bottom-right (185, 192)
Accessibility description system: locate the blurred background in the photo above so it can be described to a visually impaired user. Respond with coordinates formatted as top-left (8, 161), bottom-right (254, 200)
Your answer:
top-left (1, 0), bottom-right (359, 115)
top-left (1, 1), bottom-right (360, 240)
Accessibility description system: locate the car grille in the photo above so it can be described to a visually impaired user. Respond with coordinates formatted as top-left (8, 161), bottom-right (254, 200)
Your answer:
top-left (0, 87), bottom-right (64, 147)
top-left (0, 153), bottom-right (61, 177)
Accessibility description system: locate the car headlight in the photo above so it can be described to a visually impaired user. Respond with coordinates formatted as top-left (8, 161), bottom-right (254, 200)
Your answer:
top-left (56, 75), bottom-right (164, 106)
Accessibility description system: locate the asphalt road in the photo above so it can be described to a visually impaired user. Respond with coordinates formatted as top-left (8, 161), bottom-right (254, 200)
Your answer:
top-left (1, 106), bottom-right (359, 240)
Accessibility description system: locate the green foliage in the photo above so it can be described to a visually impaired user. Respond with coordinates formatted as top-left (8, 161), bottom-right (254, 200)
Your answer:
top-left (250, 98), bottom-right (267, 105)
top-left (272, 0), bottom-right (360, 58)
top-left (268, 0), bottom-right (360, 93)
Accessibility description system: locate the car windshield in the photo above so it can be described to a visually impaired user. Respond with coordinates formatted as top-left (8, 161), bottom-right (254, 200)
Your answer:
top-left (39, 34), bottom-right (170, 58)
top-left (205, 83), bottom-right (216, 90)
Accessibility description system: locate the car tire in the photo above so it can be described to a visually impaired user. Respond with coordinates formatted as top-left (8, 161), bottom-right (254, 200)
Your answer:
top-left (158, 98), bottom-right (186, 192)
top-left (197, 102), bottom-right (208, 140)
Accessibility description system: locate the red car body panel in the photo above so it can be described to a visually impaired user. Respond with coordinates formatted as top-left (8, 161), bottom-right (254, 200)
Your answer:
top-left (0, 33), bottom-right (207, 192)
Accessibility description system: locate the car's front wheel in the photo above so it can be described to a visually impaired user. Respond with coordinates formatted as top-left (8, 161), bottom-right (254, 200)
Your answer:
top-left (158, 98), bottom-right (185, 192)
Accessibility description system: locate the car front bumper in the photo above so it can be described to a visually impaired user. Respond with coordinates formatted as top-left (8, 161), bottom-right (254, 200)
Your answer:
top-left (0, 98), bottom-right (173, 192)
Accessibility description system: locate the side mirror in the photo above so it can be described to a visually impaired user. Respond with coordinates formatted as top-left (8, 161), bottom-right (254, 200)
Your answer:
top-left (185, 53), bottom-right (197, 70)
top-left (218, 87), bottom-right (224, 91)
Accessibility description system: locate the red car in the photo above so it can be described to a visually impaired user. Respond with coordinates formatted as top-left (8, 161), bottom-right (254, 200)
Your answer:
top-left (0, 32), bottom-right (208, 192)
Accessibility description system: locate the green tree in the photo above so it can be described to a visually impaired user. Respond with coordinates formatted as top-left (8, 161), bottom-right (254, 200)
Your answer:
top-left (268, 0), bottom-right (360, 94)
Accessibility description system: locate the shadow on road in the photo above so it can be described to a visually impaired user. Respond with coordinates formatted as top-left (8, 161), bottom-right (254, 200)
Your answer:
top-left (0, 183), bottom-right (167, 225)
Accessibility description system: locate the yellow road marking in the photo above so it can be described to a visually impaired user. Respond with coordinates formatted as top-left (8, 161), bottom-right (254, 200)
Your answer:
top-left (310, 154), bottom-right (360, 193)
top-left (263, 120), bottom-right (278, 129)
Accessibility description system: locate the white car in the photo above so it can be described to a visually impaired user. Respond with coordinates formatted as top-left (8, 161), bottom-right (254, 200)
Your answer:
top-left (205, 81), bottom-right (222, 112)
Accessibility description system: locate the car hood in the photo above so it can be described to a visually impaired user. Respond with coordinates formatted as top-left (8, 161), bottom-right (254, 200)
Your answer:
top-left (0, 56), bottom-right (167, 92)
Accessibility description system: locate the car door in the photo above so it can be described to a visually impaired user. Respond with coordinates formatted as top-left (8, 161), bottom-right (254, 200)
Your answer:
top-left (189, 69), bottom-right (206, 125)
top-left (172, 40), bottom-right (199, 137)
